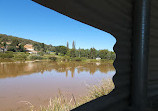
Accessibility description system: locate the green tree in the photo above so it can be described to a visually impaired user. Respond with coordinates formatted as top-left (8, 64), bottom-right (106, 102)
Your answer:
top-left (40, 43), bottom-right (45, 52)
top-left (110, 51), bottom-right (116, 60)
top-left (55, 46), bottom-right (68, 55)
top-left (70, 49), bottom-right (76, 57)
top-left (90, 48), bottom-right (97, 59)
top-left (78, 48), bottom-right (81, 58)
top-left (18, 44), bottom-right (26, 52)
top-left (33, 43), bottom-right (41, 51)
top-left (67, 41), bottom-right (69, 49)
top-left (99, 49), bottom-right (109, 59)
top-left (72, 40), bottom-right (75, 49)
top-left (3, 42), bottom-right (7, 48)
top-left (11, 39), bottom-right (19, 46)
top-left (7, 46), bottom-right (17, 52)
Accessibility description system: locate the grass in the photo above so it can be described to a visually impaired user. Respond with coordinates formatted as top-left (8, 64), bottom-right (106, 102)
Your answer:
top-left (28, 79), bottom-right (114, 111)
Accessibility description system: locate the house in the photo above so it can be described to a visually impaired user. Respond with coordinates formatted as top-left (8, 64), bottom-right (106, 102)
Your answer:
top-left (24, 44), bottom-right (37, 54)
top-left (0, 47), bottom-right (7, 53)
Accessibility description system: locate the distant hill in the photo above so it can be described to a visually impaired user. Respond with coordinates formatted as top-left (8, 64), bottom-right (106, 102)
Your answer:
top-left (0, 34), bottom-right (55, 52)
top-left (0, 34), bottom-right (45, 45)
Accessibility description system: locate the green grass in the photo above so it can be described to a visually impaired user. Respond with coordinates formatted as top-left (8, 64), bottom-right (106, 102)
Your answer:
top-left (28, 79), bottom-right (114, 111)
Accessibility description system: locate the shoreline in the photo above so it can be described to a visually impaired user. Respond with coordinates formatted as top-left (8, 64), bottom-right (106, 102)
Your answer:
top-left (0, 59), bottom-right (114, 64)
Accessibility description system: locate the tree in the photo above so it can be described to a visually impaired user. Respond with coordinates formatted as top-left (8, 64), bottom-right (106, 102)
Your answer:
top-left (72, 40), bottom-right (75, 49)
top-left (7, 46), bottom-right (17, 52)
top-left (99, 49), bottom-right (109, 59)
top-left (3, 42), bottom-right (7, 48)
top-left (110, 51), bottom-right (116, 60)
top-left (18, 44), bottom-right (26, 52)
top-left (55, 46), bottom-right (68, 55)
top-left (33, 43), bottom-right (41, 51)
top-left (11, 39), bottom-right (19, 46)
top-left (40, 43), bottom-right (45, 52)
top-left (90, 48), bottom-right (97, 59)
top-left (70, 49), bottom-right (76, 57)
top-left (85, 49), bottom-right (90, 58)
top-left (67, 41), bottom-right (69, 49)
top-left (78, 48), bottom-right (81, 58)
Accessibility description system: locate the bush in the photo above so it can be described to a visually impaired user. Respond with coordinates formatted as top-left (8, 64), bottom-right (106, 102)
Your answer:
top-left (0, 52), bottom-right (14, 58)
top-left (49, 56), bottom-right (57, 61)
top-left (100, 59), bottom-right (108, 62)
top-left (62, 56), bottom-right (70, 61)
top-left (71, 57), bottom-right (82, 61)
top-left (80, 57), bottom-right (87, 61)
top-left (14, 52), bottom-right (27, 60)
top-left (38, 52), bottom-right (44, 56)
top-left (30, 55), bottom-right (43, 60)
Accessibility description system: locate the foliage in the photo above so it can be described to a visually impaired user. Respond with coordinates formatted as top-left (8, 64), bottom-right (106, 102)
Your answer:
top-left (72, 40), bottom-right (75, 49)
top-left (0, 51), bottom-right (14, 58)
top-left (110, 51), bottom-right (116, 60)
top-left (0, 34), bottom-right (55, 53)
top-left (10, 39), bottom-right (19, 46)
top-left (55, 46), bottom-right (68, 55)
top-left (38, 51), bottom-right (44, 56)
top-left (7, 46), bottom-right (17, 52)
top-left (99, 50), bottom-right (110, 59)
top-left (80, 57), bottom-right (87, 61)
top-left (67, 41), bottom-right (69, 49)
top-left (13, 52), bottom-right (27, 60)
top-left (17, 44), bottom-right (26, 52)
top-left (71, 57), bottom-right (82, 61)
top-left (49, 56), bottom-right (57, 61)
top-left (90, 48), bottom-right (97, 59)
top-left (29, 55), bottom-right (43, 60)
top-left (61, 56), bottom-right (70, 61)
top-left (70, 49), bottom-right (76, 57)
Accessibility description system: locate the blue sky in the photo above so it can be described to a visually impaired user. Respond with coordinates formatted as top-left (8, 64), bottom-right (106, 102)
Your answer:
top-left (0, 0), bottom-right (116, 51)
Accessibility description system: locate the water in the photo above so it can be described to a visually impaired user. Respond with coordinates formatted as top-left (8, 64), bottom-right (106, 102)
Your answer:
top-left (0, 61), bottom-right (115, 111)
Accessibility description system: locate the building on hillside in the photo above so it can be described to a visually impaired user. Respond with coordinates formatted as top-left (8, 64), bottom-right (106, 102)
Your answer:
top-left (24, 44), bottom-right (37, 54)
top-left (0, 47), bottom-right (7, 53)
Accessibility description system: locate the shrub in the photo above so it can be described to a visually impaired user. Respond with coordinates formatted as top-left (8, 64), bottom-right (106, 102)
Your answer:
top-left (80, 57), bottom-right (87, 61)
top-left (49, 56), bottom-right (57, 61)
top-left (38, 52), bottom-right (44, 56)
top-left (62, 56), bottom-right (70, 61)
top-left (30, 55), bottom-right (43, 60)
top-left (72, 57), bottom-right (82, 61)
top-left (100, 59), bottom-right (108, 62)
top-left (0, 52), bottom-right (14, 58)
top-left (14, 52), bottom-right (27, 60)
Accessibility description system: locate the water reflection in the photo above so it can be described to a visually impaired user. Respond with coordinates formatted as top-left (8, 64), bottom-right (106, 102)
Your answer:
top-left (0, 61), bottom-right (115, 111)
top-left (0, 61), bottom-right (115, 79)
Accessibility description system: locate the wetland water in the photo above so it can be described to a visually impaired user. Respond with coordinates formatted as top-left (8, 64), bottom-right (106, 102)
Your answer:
top-left (0, 61), bottom-right (115, 111)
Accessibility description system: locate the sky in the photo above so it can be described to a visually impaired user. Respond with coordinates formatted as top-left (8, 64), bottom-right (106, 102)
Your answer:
top-left (0, 0), bottom-right (116, 51)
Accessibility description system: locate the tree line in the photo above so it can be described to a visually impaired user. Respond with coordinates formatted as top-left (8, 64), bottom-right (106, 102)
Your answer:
top-left (0, 34), bottom-right (115, 60)
top-left (54, 41), bottom-right (115, 60)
